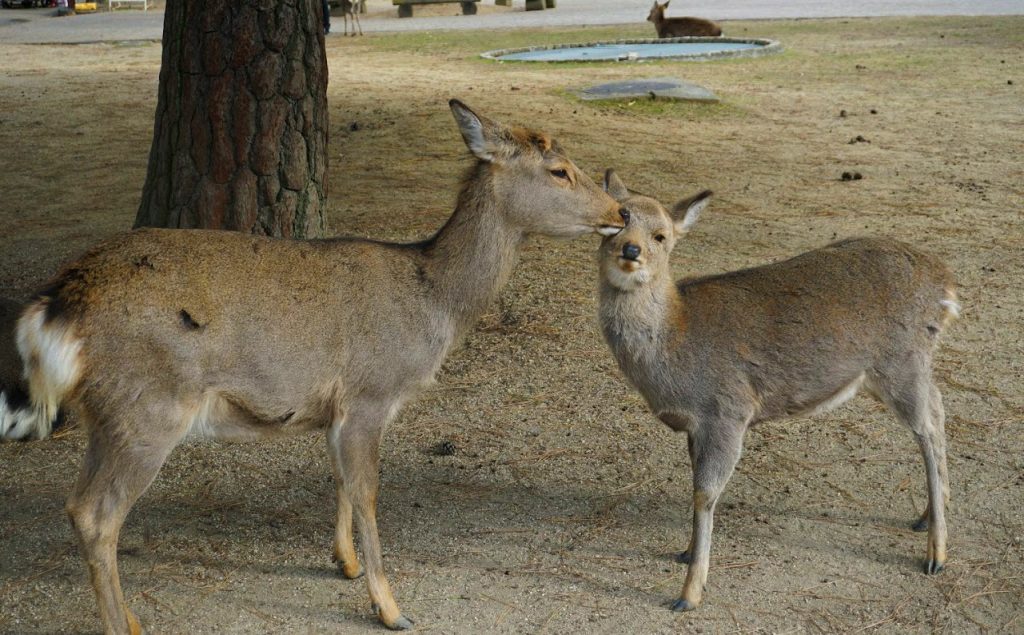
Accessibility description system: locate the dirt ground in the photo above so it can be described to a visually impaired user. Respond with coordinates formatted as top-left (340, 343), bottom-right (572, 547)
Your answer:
top-left (1, 16), bottom-right (1022, 634)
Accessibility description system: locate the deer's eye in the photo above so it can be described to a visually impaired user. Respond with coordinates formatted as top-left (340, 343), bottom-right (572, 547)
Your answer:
top-left (550, 169), bottom-right (570, 181)
top-left (655, 234), bottom-right (666, 243)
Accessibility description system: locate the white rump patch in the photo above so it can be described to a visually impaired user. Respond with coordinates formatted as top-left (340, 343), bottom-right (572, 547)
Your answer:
top-left (0, 391), bottom-right (9, 436)
top-left (12, 304), bottom-right (82, 440)
top-left (0, 390), bottom-right (53, 441)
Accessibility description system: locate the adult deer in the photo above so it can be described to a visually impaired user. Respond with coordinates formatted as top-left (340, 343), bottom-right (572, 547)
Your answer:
top-left (597, 170), bottom-right (956, 612)
top-left (646, 1), bottom-right (722, 38)
top-left (12, 100), bottom-right (625, 634)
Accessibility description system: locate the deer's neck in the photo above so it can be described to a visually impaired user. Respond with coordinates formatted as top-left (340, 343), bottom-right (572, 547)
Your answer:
top-left (422, 163), bottom-right (524, 338)
top-left (599, 275), bottom-right (680, 361)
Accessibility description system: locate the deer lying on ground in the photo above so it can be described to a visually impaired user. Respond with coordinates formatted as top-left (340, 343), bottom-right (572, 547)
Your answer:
top-left (12, 100), bottom-right (625, 634)
top-left (597, 170), bottom-right (956, 612)
top-left (2, 298), bottom-right (61, 439)
top-left (646, 1), bottom-right (722, 38)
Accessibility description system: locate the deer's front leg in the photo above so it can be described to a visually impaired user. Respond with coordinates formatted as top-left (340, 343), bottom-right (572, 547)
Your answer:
top-left (672, 423), bottom-right (744, 612)
top-left (333, 400), bottom-right (413, 630)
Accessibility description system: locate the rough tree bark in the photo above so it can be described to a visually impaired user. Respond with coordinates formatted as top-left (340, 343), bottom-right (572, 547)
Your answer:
top-left (135, 0), bottom-right (328, 238)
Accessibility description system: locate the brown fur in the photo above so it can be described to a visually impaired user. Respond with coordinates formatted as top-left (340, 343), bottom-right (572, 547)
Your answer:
top-left (646, 1), bottom-right (722, 38)
top-left (16, 101), bottom-right (624, 634)
top-left (598, 170), bottom-right (956, 613)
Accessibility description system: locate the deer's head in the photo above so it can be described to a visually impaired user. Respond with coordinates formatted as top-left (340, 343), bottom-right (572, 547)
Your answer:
top-left (647, 1), bottom-right (668, 22)
top-left (450, 100), bottom-right (625, 239)
top-left (599, 169), bottom-right (711, 291)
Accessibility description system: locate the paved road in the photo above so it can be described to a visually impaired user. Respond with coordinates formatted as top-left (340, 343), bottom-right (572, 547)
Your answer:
top-left (0, 0), bottom-right (1020, 44)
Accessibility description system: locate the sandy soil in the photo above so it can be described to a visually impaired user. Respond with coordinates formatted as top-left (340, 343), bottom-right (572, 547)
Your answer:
top-left (1, 16), bottom-right (1022, 634)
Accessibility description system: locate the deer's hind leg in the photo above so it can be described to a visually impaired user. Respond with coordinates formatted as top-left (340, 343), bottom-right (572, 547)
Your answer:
top-left (328, 418), bottom-right (362, 580)
top-left (67, 403), bottom-right (189, 634)
top-left (352, 9), bottom-right (362, 35)
top-left (912, 383), bottom-right (950, 534)
top-left (674, 433), bottom-right (697, 565)
top-left (869, 363), bottom-right (948, 574)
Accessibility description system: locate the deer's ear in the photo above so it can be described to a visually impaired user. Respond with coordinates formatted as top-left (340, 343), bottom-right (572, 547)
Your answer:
top-left (603, 169), bottom-right (631, 202)
top-left (662, 0), bottom-right (669, 7)
top-left (671, 190), bottom-right (712, 235)
top-left (449, 99), bottom-right (504, 163)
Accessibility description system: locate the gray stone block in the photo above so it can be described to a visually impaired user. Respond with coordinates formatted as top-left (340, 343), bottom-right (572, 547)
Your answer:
top-left (579, 77), bottom-right (719, 102)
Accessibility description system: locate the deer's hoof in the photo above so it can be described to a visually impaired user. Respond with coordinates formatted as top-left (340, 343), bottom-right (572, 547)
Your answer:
top-left (386, 615), bottom-right (415, 630)
top-left (334, 559), bottom-right (364, 579)
top-left (924, 559), bottom-right (945, 575)
top-left (670, 598), bottom-right (697, 612)
top-left (674, 550), bottom-right (692, 564)
top-left (911, 517), bottom-right (929, 532)
top-left (126, 609), bottom-right (143, 635)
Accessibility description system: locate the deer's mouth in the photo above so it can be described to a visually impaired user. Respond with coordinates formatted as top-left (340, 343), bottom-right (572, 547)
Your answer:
top-left (603, 256), bottom-right (651, 291)
top-left (617, 256), bottom-right (644, 273)
top-left (596, 206), bottom-right (629, 236)
top-left (597, 224), bottom-right (624, 237)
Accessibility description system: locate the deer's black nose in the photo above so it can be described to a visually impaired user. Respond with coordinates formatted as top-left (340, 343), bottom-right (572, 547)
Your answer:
top-left (622, 243), bottom-right (641, 261)
top-left (619, 208), bottom-right (631, 225)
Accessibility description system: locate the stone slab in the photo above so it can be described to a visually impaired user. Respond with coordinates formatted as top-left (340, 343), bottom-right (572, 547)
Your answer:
top-left (578, 77), bottom-right (718, 102)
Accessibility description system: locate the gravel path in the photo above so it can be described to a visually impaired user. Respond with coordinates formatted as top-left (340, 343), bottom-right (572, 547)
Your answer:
top-left (0, 0), bottom-right (1021, 44)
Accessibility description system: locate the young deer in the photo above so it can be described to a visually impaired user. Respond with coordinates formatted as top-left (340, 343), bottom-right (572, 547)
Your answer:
top-left (598, 170), bottom-right (956, 612)
top-left (646, 1), bottom-right (722, 38)
top-left (339, 0), bottom-right (362, 36)
top-left (13, 100), bottom-right (625, 634)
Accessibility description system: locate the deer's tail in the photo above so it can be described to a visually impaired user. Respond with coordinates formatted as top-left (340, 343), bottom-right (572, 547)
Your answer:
top-left (2, 302), bottom-right (80, 441)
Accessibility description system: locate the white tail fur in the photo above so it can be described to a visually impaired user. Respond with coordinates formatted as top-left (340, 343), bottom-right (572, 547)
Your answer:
top-left (0, 390), bottom-right (45, 440)
top-left (11, 303), bottom-right (82, 440)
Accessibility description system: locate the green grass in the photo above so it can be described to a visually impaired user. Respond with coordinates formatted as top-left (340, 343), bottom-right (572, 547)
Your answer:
top-left (366, 15), bottom-right (1023, 57)
top-left (368, 25), bottom-right (653, 56)
top-left (566, 92), bottom-right (748, 120)
top-left (361, 16), bottom-right (1022, 82)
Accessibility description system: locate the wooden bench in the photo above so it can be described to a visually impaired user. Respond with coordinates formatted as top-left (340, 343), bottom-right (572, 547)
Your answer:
top-left (495, 0), bottom-right (556, 9)
top-left (108, 0), bottom-right (148, 9)
top-left (393, 0), bottom-right (480, 18)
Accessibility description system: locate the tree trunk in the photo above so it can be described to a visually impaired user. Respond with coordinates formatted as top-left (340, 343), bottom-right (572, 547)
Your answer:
top-left (135, 0), bottom-right (328, 238)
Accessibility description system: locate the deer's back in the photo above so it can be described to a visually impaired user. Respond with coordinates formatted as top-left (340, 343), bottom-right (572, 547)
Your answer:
top-left (679, 237), bottom-right (952, 338)
top-left (658, 17), bottom-right (722, 37)
top-left (39, 229), bottom-right (450, 419)
top-left (652, 238), bottom-right (953, 422)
